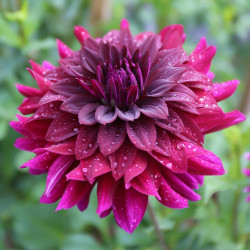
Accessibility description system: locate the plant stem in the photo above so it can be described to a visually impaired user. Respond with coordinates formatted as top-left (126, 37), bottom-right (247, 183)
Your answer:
top-left (148, 201), bottom-right (169, 250)
top-left (232, 188), bottom-right (240, 241)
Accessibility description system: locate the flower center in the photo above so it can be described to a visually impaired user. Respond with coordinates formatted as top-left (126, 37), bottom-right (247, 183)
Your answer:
top-left (79, 43), bottom-right (146, 110)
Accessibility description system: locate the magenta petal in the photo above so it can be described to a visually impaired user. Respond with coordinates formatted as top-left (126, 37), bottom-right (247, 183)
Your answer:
top-left (10, 120), bottom-right (30, 137)
top-left (23, 119), bottom-right (51, 139)
top-left (75, 125), bottom-right (98, 160)
top-left (66, 165), bottom-right (87, 181)
top-left (45, 139), bottom-right (75, 155)
top-left (160, 24), bottom-right (184, 49)
top-left (120, 19), bottom-right (130, 29)
top-left (29, 168), bottom-right (47, 175)
top-left (176, 173), bottom-right (200, 190)
top-left (212, 80), bottom-right (240, 102)
top-left (109, 139), bottom-right (137, 180)
top-left (96, 174), bottom-right (117, 217)
top-left (190, 46), bottom-right (216, 73)
top-left (50, 79), bottom-right (84, 97)
top-left (30, 60), bottom-right (47, 75)
top-left (77, 185), bottom-right (93, 212)
top-left (46, 113), bottom-right (79, 142)
top-left (137, 97), bottom-right (168, 119)
top-left (44, 155), bottom-right (74, 197)
top-left (150, 151), bottom-right (186, 173)
top-left (40, 177), bottom-right (67, 204)
top-left (27, 69), bottom-right (52, 92)
top-left (242, 168), bottom-right (250, 177)
top-left (95, 105), bottom-right (117, 125)
top-left (18, 97), bottom-right (40, 115)
top-left (124, 151), bottom-right (148, 186)
top-left (78, 103), bottom-right (100, 125)
top-left (74, 25), bottom-right (90, 45)
top-left (158, 178), bottom-right (188, 209)
top-left (243, 186), bottom-right (250, 193)
top-left (80, 152), bottom-right (110, 183)
top-left (61, 94), bottom-right (96, 114)
top-left (161, 168), bottom-right (201, 201)
top-left (56, 39), bottom-right (74, 58)
top-left (16, 84), bottom-right (42, 97)
top-left (206, 110), bottom-right (246, 134)
top-left (183, 142), bottom-right (210, 158)
top-left (112, 184), bottom-right (148, 233)
top-left (192, 37), bottom-right (207, 55)
top-left (130, 162), bottom-right (160, 199)
top-left (154, 127), bottom-right (171, 156)
top-left (42, 61), bottom-right (55, 69)
top-left (56, 180), bottom-right (92, 211)
top-left (39, 91), bottom-right (67, 105)
top-left (21, 151), bottom-right (55, 170)
top-left (98, 120), bottom-right (126, 155)
top-left (126, 116), bottom-right (156, 151)
top-left (15, 137), bottom-right (45, 152)
top-left (188, 153), bottom-right (225, 175)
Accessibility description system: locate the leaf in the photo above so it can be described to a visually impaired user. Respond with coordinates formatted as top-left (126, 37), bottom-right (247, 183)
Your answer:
top-left (61, 234), bottom-right (104, 250)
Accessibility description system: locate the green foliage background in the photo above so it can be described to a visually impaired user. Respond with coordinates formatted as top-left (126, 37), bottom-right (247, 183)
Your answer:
top-left (0, 0), bottom-right (249, 249)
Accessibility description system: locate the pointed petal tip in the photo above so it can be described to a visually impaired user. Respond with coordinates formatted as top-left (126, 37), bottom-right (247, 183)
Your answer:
top-left (56, 39), bottom-right (73, 58)
top-left (74, 25), bottom-right (90, 44)
top-left (120, 19), bottom-right (130, 29)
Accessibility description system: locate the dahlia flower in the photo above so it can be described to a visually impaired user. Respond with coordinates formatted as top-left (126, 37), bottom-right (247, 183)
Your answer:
top-left (11, 19), bottom-right (246, 233)
top-left (243, 152), bottom-right (250, 202)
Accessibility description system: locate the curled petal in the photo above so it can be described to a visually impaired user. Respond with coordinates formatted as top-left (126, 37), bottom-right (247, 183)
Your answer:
top-left (117, 106), bottom-right (140, 121)
top-left (95, 105), bottom-right (117, 125)
top-left (212, 80), bottom-right (240, 102)
top-left (78, 103), bottom-right (100, 125)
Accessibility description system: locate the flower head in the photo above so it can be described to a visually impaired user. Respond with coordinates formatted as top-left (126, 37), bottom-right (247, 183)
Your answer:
top-left (243, 152), bottom-right (250, 202)
top-left (11, 19), bottom-right (246, 233)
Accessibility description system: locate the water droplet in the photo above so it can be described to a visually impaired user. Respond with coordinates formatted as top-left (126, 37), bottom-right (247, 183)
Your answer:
top-left (82, 168), bottom-right (88, 173)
